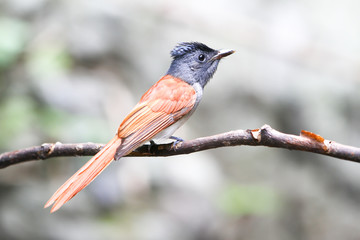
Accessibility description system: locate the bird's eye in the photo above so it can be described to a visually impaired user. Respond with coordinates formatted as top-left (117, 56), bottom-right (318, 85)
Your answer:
top-left (198, 54), bottom-right (205, 62)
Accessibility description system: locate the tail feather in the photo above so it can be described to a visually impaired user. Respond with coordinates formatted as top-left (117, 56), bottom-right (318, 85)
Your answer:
top-left (44, 136), bottom-right (123, 213)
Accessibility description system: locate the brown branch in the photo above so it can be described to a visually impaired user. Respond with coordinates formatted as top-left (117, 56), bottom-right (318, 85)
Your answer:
top-left (1, 125), bottom-right (360, 169)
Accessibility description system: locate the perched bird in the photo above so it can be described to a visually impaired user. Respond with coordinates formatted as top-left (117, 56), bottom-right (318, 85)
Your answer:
top-left (45, 42), bottom-right (234, 212)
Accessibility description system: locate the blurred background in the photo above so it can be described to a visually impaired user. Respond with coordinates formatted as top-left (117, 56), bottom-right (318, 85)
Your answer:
top-left (1, 0), bottom-right (360, 239)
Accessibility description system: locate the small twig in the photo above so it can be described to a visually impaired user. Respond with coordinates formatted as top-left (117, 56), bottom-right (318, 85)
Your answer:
top-left (1, 125), bottom-right (359, 169)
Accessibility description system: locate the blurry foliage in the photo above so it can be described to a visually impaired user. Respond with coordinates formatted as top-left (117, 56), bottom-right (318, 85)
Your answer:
top-left (0, 96), bottom-right (68, 148)
top-left (0, 96), bottom-right (35, 147)
top-left (36, 106), bottom-right (72, 139)
top-left (0, 18), bottom-right (28, 69)
top-left (27, 44), bottom-right (72, 79)
top-left (0, 95), bottom-right (106, 149)
top-left (218, 184), bottom-right (280, 216)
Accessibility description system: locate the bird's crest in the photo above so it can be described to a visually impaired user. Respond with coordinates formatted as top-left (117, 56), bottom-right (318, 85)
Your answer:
top-left (170, 42), bottom-right (214, 58)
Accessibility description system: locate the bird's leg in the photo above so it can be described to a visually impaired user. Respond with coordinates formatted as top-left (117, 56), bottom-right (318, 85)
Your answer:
top-left (148, 140), bottom-right (157, 153)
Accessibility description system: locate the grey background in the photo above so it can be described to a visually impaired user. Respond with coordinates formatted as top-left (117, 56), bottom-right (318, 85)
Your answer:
top-left (0, 0), bottom-right (360, 239)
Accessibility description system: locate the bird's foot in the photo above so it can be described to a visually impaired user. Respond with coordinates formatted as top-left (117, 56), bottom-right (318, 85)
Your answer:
top-left (169, 136), bottom-right (184, 149)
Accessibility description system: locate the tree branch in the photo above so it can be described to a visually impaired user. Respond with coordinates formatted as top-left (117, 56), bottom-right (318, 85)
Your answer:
top-left (1, 124), bottom-right (360, 169)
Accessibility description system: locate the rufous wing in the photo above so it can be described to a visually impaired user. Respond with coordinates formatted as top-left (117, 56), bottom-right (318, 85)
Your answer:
top-left (115, 75), bottom-right (197, 157)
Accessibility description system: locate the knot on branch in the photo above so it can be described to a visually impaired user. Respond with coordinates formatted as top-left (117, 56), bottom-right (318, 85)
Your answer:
top-left (39, 143), bottom-right (58, 160)
top-left (248, 124), bottom-right (274, 143)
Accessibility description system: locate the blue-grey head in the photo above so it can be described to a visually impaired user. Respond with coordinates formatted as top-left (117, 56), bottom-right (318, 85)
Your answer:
top-left (166, 42), bottom-right (234, 88)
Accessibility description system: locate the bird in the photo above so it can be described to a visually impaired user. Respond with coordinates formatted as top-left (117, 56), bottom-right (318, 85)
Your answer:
top-left (44, 42), bottom-right (234, 213)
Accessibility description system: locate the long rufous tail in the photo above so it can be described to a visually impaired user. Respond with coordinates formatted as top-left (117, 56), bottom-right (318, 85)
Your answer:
top-left (44, 136), bottom-right (123, 213)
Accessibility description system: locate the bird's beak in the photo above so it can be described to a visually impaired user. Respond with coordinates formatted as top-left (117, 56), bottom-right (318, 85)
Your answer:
top-left (210, 49), bottom-right (235, 61)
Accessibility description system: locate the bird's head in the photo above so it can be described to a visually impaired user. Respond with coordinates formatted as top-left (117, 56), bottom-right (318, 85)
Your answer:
top-left (167, 42), bottom-right (234, 88)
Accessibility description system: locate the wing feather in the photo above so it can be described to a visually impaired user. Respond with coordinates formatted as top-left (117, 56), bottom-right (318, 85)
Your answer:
top-left (115, 75), bottom-right (196, 158)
